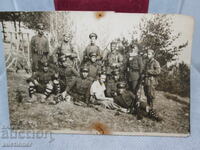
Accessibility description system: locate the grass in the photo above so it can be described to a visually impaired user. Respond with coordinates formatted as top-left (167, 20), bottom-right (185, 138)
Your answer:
top-left (8, 71), bottom-right (190, 135)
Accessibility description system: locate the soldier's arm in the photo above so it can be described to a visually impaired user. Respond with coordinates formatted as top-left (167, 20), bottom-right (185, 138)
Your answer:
top-left (27, 72), bottom-right (39, 83)
top-left (83, 46), bottom-right (88, 61)
top-left (105, 82), bottom-right (112, 97)
top-left (147, 60), bottom-right (161, 76)
top-left (71, 67), bottom-right (80, 77)
top-left (85, 82), bottom-right (93, 105)
top-left (97, 46), bottom-right (102, 60)
top-left (66, 78), bottom-right (77, 94)
top-left (118, 54), bottom-right (124, 64)
top-left (44, 38), bottom-right (50, 56)
top-left (138, 56), bottom-right (144, 74)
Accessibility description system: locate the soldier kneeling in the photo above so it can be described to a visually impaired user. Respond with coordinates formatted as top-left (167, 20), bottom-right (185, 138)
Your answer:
top-left (27, 60), bottom-right (54, 103)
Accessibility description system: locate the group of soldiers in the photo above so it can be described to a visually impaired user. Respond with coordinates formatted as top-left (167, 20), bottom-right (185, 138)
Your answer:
top-left (27, 24), bottom-right (162, 121)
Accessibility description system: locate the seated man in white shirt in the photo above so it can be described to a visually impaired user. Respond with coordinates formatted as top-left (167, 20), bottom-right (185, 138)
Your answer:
top-left (90, 72), bottom-right (119, 109)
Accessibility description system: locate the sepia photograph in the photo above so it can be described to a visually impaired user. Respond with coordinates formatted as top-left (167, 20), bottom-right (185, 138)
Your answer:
top-left (0, 11), bottom-right (194, 136)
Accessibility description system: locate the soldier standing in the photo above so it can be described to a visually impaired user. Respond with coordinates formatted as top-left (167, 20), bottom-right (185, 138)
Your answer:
top-left (143, 49), bottom-right (161, 120)
top-left (83, 33), bottom-right (101, 63)
top-left (127, 45), bottom-right (143, 95)
top-left (30, 23), bottom-right (49, 73)
top-left (53, 34), bottom-right (78, 68)
top-left (105, 41), bottom-right (123, 77)
top-left (81, 52), bottom-right (101, 80)
top-left (27, 60), bottom-right (54, 103)
top-left (67, 66), bottom-right (93, 105)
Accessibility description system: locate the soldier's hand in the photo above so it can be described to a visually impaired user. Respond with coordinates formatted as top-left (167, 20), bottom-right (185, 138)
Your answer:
top-left (54, 73), bottom-right (59, 78)
top-left (136, 102), bottom-right (140, 107)
top-left (34, 80), bottom-right (39, 85)
top-left (112, 92), bottom-right (117, 97)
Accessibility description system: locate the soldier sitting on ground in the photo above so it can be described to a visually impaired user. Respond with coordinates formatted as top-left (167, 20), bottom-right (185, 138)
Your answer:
top-left (113, 82), bottom-right (142, 119)
top-left (51, 54), bottom-right (79, 104)
top-left (67, 66), bottom-right (93, 105)
top-left (81, 52), bottom-right (102, 80)
top-left (113, 82), bottom-right (161, 121)
top-left (26, 60), bottom-right (54, 103)
top-left (90, 72), bottom-right (120, 109)
top-left (106, 69), bottom-right (123, 97)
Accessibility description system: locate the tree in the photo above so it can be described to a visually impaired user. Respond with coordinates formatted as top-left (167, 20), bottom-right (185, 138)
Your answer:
top-left (138, 14), bottom-right (188, 66)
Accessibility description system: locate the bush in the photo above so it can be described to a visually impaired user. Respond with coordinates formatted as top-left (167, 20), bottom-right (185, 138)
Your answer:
top-left (157, 62), bottom-right (190, 97)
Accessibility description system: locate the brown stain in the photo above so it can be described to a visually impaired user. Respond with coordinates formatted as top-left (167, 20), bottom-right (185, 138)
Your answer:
top-left (89, 122), bottom-right (111, 134)
top-left (95, 12), bottom-right (105, 19)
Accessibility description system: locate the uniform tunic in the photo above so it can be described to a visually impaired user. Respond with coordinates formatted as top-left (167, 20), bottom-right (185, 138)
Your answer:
top-left (28, 70), bottom-right (54, 93)
top-left (68, 76), bottom-right (93, 103)
top-left (82, 61), bottom-right (101, 80)
top-left (56, 65), bottom-right (79, 91)
top-left (105, 51), bottom-right (123, 75)
top-left (30, 34), bottom-right (49, 72)
top-left (83, 44), bottom-right (101, 61)
top-left (143, 58), bottom-right (161, 106)
top-left (127, 55), bottom-right (143, 94)
top-left (106, 79), bottom-right (119, 97)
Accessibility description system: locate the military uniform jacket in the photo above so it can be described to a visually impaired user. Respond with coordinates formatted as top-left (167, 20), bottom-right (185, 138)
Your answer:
top-left (56, 41), bottom-right (76, 56)
top-left (56, 65), bottom-right (79, 82)
top-left (127, 56), bottom-right (143, 81)
top-left (29, 70), bottom-right (54, 85)
top-left (83, 44), bottom-right (101, 60)
top-left (114, 91), bottom-right (136, 109)
top-left (106, 79), bottom-right (119, 97)
top-left (144, 58), bottom-right (161, 86)
top-left (82, 61), bottom-right (101, 79)
top-left (106, 51), bottom-right (123, 67)
top-left (30, 34), bottom-right (49, 56)
top-left (68, 76), bottom-right (93, 99)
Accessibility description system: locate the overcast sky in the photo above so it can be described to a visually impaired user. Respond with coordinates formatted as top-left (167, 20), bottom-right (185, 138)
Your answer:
top-left (69, 12), bottom-right (194, 65)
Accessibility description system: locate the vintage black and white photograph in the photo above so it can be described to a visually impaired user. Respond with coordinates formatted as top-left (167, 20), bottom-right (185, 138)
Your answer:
top-left (0, 12), bottom-right (193, 136)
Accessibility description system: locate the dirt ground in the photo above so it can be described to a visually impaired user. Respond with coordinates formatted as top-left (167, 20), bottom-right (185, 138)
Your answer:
top-left (7, 70), bottom-right (190, 135)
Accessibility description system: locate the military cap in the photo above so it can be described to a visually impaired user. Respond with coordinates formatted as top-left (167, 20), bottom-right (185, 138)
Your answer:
top-left (89, 52), bottom-right (97, 57)
top-left (58, 54), bottom-right (67, 62)
top-left (147, 49), bottom-right (155, 54)
top-left (117, 82), bottom-right (126, 89)
top-left (40, 59), bottom-right (48, 67)
top-left (37, 23), bottom-right (44, 30)
top-left (89, 33), bottom-right (97, 39)
top-left (81, 66), bottom-right (89, 72)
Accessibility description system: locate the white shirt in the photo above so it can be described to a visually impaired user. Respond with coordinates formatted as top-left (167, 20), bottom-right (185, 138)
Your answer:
top-left (90, 80), bottom-right (106, 99)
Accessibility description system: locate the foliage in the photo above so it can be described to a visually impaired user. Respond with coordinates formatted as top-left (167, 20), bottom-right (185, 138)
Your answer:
top-left (138, 15), bottom-right (188, 66)
top-left (157, 62), bottom-right (190, 97)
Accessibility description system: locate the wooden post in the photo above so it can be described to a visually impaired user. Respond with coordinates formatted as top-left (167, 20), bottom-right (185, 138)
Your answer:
top-left (27, 33), bottom-right (31, 68)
